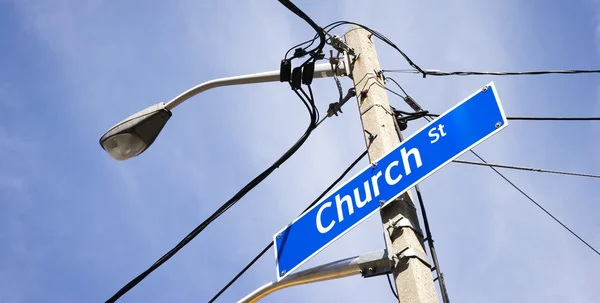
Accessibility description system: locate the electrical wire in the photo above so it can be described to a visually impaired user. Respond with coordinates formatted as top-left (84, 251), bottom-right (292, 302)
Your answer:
top-left (104, 113), bottom-right (319, 302)
top-left (384, 76), bottom-right (596, 124)
top-left (208, 149), bottom-right (369, 302)
top-left (279, 0), bottom-right (326, 57)
top-left (379, 222), bottom-right (398, 300)
top-left (284, 20), bottom-right (425, 73)
top-left (383, 68), bottom-right (600, 77)
top-left (325, 21), bottom-right (425, 74)
top-left (383, 79), bottom-right (600, 259)
top-left (431, 69), bottom-right (600, 77)
top-left (284, 21), bottom-right (350, 60)
top-left (413, 185), bottom-right (450, 303)
top-left (426, 114), bottom-right (600, 121)
top-left (453, 159), bottom-right (600, 179)
top-left (382, 68), bottom-right (600, 77)
top-left (467, 150), bottom-right (600, 257)
top-left (386, 274), bottom-right (399, 299)
top-left (106, 4), bottom-right (328, 297)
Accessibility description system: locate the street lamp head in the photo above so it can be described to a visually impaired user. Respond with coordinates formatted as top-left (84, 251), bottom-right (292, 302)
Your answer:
top-left (99, 102), bottom-right (172, 161)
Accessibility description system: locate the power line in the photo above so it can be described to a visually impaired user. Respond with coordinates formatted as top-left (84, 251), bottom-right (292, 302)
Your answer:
top-left (105, 3), bottom-right (328, 297)
top-left (467, 150), bottom-right (600, 257)
top-left (413, 185), bottom-right (450, 303)
top-left (206, 10), bottom-right (368, 303)
top-left (426, 114), bottom-right (600, 121)
top-left (278, 0), bottom-right (326, 56)
top-left (504, 116), bottom-right (600, 121)
top-left (453, 159), bottom-right (600, 179)
top-left (208, 149), bottom-right (369, 302)
top-left (384, 78), bottom-right (600, 259)
top-left (320, 21), bottom-right (425, 74)
top-left (382, 68), bottom-right (600, 77)
top-left (386, 274), bottom-right (399, 299)
top-left (105, 109), bottom-right (319, 303)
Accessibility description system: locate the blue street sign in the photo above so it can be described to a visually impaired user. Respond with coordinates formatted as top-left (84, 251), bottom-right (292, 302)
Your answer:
top-left (273, 82), bottom-right (508, 281)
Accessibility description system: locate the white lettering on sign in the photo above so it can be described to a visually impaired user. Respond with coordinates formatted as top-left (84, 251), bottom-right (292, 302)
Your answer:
top-left (315, 146), bottom-right (424, 234)
top-left (316, 202), bottom-right (334, 233)
top-left (428, 123), bottom-right (447, 144)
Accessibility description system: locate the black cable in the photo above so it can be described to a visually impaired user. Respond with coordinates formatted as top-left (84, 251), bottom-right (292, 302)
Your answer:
top-left (208, 149), bottom-right (369, 302)
top-left (284, 21), bottom-right (349, 60)
top-left (413, 185), bottom-right (450, 303)
top-left (384, 73), bottom-right (600, 294)
top-left (468, 150), bottom-right (600, 257)
top-left (381, 230), bottom-right (398, 300)
top-left (285, 37), bottom-right (318, 60)
top-left (105, 118), bottom-right (318, 302)
top-left (278, 0), bottom-right (326, 56)
top-left (386, 75), bottom-right (600, 123)
top-left (453, 159), bottom-right (600, 179)
top-left (386, 274), bottom-right (399, 299)
top-left (426, 114), bottom-right (600, 121)
top-left (385, 77), bottom-right (408, 96)
top-left (506, 116), bottom-right (600, 121)
top-left (420, 105), bottom-right (600, 258)
top-left (324, 21), bottom-right (425, 75)
top-left (107, 43), bottom-right (322, 303)
top-left (432, 69), bottom-right (600, 76)
top-left (285, 20), bottom-right (425, 74)
top-left (382, 68), bottom-right (600, 77)
top-left (208, 244), bottom-right (271, 303)
top-left (284, 20), bottom-right (428, 79)
top-left (416, 97), bottom-right (600, 258)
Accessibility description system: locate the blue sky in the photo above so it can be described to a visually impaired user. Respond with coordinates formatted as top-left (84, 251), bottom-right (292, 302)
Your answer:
top-left (1, 0), bottom-right (599, 302)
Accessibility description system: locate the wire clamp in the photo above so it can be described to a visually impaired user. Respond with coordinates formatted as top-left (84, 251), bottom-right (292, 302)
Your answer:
top-left (394, 247), bottom-right (431, 269)
top-left (327, 35), bottom-right (356, 56)
top-left (327, 88), bottom-right (356, 117)
top-left (403, 95), bottom-right (422, 112)
top-left (358, 250), bottom-right (394, 278)
top-left (385, 215), bottom-right (424, 238)
top-left (361, 264), bottom-right (393, 278)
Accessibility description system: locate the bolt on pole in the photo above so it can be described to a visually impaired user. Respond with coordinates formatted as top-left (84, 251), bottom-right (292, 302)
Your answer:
top-left (344, 25), bottom-right (439, 303)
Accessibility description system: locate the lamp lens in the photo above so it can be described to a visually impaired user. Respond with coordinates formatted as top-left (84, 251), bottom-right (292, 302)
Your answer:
top-left (102, 133), bottom-right (147, 161)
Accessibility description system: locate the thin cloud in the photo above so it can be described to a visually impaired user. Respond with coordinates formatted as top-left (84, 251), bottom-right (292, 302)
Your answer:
top-left (1, 0), bottom-right (598, 303)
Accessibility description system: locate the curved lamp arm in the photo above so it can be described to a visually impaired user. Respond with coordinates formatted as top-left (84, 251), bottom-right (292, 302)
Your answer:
top-left (237, 250), bottom-right (391, 303)
top-left (99, 60), bottom-right (349, 161)
top-left (166, 61), bottom-right (347, 110)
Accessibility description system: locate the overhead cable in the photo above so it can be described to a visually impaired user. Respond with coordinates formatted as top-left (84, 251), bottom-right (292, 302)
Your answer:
top-left (384, 77), bottom-right (600, 259)
top-left (426, 114), bottom-right (600, 121)
top-left (382, 68), bottom-right (600, 77)
top-left (105, 2), bottom-right (330, 298)
top-left (453, 160), bottom-right (600, 179)
top-left (208, 149), bottom-right (369, 302)
top-left (467, 151), bottom-right (600, 257)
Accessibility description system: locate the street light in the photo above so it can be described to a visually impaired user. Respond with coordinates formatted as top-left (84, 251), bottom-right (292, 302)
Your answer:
top-left (99, 102), bottom-right (172, 161)
top-left (99, 60), bottom-right (349, 161)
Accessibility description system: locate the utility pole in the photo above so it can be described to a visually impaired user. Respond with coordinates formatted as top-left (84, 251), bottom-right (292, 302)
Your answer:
top-left (344, 26), bottom-right (439, 303)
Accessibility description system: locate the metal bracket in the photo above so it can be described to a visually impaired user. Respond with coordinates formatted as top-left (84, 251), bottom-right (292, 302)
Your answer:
top-left (385, 216), bottom-right (424, 239)
top-left (358, 250), bottom-right (393, 278)
top-left (327, 88), bottom-right (356, 117)
top-left (327, 35), bottom-right (356, 56)
top-left (394, 247), bottom-right (431, 269)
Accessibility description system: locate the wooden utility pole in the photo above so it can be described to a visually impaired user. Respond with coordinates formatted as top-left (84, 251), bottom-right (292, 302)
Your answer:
top-left (344, 25), bottom-right (439, 303)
